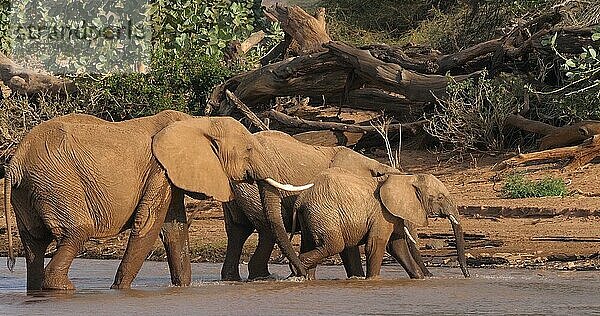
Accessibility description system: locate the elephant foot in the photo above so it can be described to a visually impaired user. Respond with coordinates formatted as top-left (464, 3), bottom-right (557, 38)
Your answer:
top-left (110, 282), bottom-right (132, 290)
top-left (221, 274), bottom-right (242, 282)
top-left (42, 275), bottom-right (75, 291)
top-left (248, 271), bottom-right (272, 281)
top-left (249, 273), bottom-right (279, 281)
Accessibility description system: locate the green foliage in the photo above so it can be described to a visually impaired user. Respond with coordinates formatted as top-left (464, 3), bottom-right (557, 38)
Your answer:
top-left (534, 28), bottom-right (600, 122)
top-left (148, 0), bottom-right (262, 55)
top-left (0, 45), bottom-right (232, 161)
top-left (501, 173), bottom-right (568, 199)
top-left (80, 45), bottom-right (232, 120)
top-left (0, 0), bottom-right (9, 54)
top-left (424, 71), bottom-right (521, 152)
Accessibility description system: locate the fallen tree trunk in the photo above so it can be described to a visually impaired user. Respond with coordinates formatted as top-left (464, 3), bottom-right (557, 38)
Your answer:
top-left (505, 114), bottom-right (558, 135)
top-left (325, 42), bottom-right (479, 102)
top-left (345, 88), bottom-right (425, 117)
top-left (505, 114), bottom-right (600, 150)
top-left (265, 109), bottom-right (426, 134)
top-left (292, 130), bottom-right (364, 147)
top-left (539, 120), bottom-right (600, 150)
top-left (264, 5), bottom-right (330, 56)
top-left (494, 135), bottom-right (600, 171)
top-left (0, 52), bottom-right (74, 96)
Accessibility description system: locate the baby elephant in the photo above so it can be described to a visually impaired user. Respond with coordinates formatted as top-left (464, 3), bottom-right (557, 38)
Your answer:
top-left (294, 167), bottom-right (470, 279)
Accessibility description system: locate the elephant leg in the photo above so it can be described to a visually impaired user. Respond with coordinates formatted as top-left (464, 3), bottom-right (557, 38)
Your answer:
top-left (15, 218), bottom-right (52, 292)
top-left (299, 229), bottom-right (316, 280)
top-left (299, 237), bottom-right (344, 275)
top-left (248, 232), bottom-right (275, 280)
top-left (340, 246), bottom-right (365, 278)
top-left (112, 175), bottom-right (171, 289)
top-left (365, 233), bottom-right (391, 280)
top-left (160, 188), bottom-right (191, 287)
top-left (221, 202), bottom-right (254, 281)
top-left (387, 232), bottom-right (424, 279)
top-left (42, 234), bottom-right (86, 291)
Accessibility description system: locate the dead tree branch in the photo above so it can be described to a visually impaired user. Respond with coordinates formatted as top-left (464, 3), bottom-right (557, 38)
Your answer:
top-left (494, 135), bottom-right (600, 171)
top-left (0, 52), bottom-right (74, 96)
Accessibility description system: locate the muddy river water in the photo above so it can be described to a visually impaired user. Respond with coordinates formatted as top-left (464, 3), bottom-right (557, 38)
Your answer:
top-left (1, 258), bottom-right (599, 315)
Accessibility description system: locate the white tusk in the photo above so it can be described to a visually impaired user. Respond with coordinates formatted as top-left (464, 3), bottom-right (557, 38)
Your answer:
top-left (404, 226), bottom-right (417, 244)
top-left (265, 178), bottom-right (314, 192)
top-left (449, 214), bottom-right (459, 225)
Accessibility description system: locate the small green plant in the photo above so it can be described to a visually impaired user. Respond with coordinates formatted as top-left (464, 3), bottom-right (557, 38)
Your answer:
top-left (501, 173), bottom-right (568, 199)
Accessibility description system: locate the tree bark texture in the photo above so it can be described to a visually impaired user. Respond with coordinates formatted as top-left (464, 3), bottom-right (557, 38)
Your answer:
top-left (0, 52), bottom-right (74, 96)
top-left (494, 135), bottom-right (600, 171)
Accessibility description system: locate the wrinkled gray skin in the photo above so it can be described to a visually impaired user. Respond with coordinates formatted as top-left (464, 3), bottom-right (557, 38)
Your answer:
top-left (220, 131), bottom-right (431, 280)
top-left (4, 111), bottom-right (284, 292)
top-left (294, 168), bottom-right (470, 279)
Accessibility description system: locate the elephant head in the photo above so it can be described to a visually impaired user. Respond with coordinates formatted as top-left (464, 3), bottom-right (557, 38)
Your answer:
top-left (379, 174), bottom-right (470, 277)
top-left (152, 117), bottom-right (311, 276)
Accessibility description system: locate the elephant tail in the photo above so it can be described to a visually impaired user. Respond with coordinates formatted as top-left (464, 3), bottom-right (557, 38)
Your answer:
top-left (4, 166), bottom-right (15, 271)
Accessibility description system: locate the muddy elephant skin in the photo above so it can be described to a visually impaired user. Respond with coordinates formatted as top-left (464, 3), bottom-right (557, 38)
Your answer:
top-left (294, 167), bottom-right (470, 279)
top-left (221, 131), bottom-right (430, 281)
top-left (4, 110), bottom-right (291, 292)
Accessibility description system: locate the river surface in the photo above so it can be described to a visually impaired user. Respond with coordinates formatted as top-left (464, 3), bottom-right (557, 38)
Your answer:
top-left (1, 258), bottom-right (599, 315)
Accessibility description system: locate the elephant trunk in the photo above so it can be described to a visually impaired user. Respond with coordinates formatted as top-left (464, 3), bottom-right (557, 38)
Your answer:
top-left (4, 167), bottom-right (15, 271)
top-left (258, 181), bottom-right (307, 277)
top-left (449, 215), bottom-right (470, 278)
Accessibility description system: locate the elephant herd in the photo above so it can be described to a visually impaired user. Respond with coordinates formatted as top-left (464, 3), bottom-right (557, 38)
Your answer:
top-left (3, 110), bottom-right (469, 292)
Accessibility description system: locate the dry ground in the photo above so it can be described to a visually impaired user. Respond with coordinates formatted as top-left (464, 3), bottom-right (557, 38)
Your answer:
top-left (0, 149), bottom-right (599, 271)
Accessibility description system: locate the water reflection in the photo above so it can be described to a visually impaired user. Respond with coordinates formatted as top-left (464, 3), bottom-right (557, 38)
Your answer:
top-left (1, 258), bottom-right (599, 315)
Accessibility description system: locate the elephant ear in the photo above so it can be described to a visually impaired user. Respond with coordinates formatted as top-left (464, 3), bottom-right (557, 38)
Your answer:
top-left (152, 119), bottom-right (233, 202)
top-left (379, 175), bottom-right (428, 227)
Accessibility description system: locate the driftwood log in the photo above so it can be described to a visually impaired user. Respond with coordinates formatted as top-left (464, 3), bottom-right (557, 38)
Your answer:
top-left (265, 110), bottom-right (426, 134)
top-left (208, 41), bottom-right (477, 115)
top-left (264, 5), bottom-right (330, 56)
top-left (494, 135), bottom-right (600, 171)
top-left (224, 31), bottom-right (266, 63)
top-left (505, 114), bottom-right (600, 150)
top-left (0, 52), bottom-right (73, 96)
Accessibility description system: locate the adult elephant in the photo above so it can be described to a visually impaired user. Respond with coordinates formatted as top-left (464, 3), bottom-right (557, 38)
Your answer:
top-left (4, 110), bottom-right (307, 291)
top-left (221, 130), bottom-right (430, 281)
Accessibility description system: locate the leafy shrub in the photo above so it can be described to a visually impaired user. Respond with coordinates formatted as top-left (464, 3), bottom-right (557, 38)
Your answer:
top-left (80, 45), bottom-right (233, 120)
top-left (501, 173), bottom-right (568, 198)
top-left (0, 45), bottom-right (232, 163)
top-left (0, 0), bottom-right (10, 54)
top-left (148, 0), bottom-right (262, 55)
top-left (535, 29), bottom-right (600, 121)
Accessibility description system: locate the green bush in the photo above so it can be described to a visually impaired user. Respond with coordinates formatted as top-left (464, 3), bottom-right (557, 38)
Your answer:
top-left (148, 0), bottom-right (263, 55)
top-left (79, 45), bottom-right (233, 120)
top-left (501, 173), bottom-right (568, 198)
top-left (0, 0), bottom-right (9, 54)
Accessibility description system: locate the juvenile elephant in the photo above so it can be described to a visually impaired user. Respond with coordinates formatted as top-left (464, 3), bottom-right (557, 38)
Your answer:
top-left (221, 131), bottom-right (429, 281)
top-left (294, 167), bottom-right (470, 279)
top-left (3, 110), bottom-right (307, 292)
